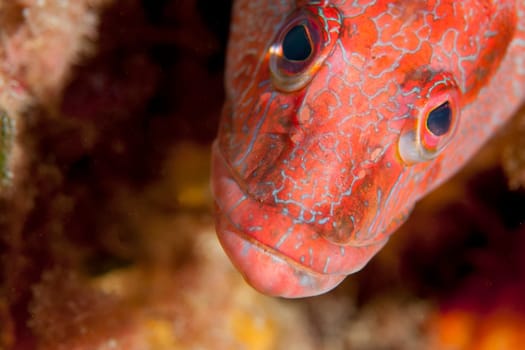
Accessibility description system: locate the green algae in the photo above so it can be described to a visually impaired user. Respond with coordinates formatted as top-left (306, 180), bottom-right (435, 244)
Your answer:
top-left (0, 109), bottom-right (15, 187)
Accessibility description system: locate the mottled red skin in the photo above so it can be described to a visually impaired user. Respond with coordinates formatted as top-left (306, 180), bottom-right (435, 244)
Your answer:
top-left (211, 0), bottom-right (525, 297)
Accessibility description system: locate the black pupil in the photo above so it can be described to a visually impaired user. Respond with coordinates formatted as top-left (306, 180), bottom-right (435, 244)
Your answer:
top-left (427, 101), bottom-right (452, 136)
top-left (282, 24), bottom-right (312, 61)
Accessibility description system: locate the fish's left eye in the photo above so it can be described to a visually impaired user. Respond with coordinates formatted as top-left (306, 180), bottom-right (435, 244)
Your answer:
top-left (269, 6), bottom-right (341, 92)
top-left (398, 72), bottom-right (460, 164)
top-left (426, 102), bottom-right (452, 137)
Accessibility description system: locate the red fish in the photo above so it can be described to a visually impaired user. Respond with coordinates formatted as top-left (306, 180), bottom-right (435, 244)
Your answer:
top-left (211, 0), bottom-right (525, 297)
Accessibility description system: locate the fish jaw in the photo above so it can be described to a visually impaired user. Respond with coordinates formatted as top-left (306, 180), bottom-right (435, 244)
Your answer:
top-left (214, 215), bottom-right (347, 298)
top-left (211, 141), bottom-right (388, 298)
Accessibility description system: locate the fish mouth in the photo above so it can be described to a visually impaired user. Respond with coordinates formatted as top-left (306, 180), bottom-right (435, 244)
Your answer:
top-left (214, 211), bottom-right (347, 298)
top-left (210, 141), bottom-right (387, 298)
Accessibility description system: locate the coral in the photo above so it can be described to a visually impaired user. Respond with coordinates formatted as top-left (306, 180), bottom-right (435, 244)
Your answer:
top-left (0, 0), bottom-right (111, 104)
top-left (429, 310), bottom-right (525, 350)
top-left (0, 1), bottom-right (113, 348)
top-left (29, 269), bottom-right (140, 350)
top-left (503, 108), bottom-right (525, 189)
top-left (0, 0), bottom-right (112, 191)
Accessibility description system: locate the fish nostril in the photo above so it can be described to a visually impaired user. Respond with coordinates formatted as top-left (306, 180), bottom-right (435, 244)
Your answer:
top-left (320, 216), bottom-right (355, 245)
top-left (246, 180), bottom-right (275, 204)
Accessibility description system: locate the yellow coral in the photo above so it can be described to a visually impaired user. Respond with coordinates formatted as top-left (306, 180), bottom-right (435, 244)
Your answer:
top-left (144, 318), bottom-right (180, 350)
top-left (230, 309), bottom-right (276, 350)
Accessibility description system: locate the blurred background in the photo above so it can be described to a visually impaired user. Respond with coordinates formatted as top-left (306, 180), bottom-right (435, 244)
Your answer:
top-left (0, 1), bottom-right (524, 349)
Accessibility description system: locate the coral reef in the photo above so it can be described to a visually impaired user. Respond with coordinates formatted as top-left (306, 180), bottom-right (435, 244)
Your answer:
top-left (0, 0), bottom-right (524, 349)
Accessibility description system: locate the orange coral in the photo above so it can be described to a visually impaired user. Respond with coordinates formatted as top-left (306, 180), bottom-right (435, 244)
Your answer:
top-left (429, 309), bottom-right (525, 350)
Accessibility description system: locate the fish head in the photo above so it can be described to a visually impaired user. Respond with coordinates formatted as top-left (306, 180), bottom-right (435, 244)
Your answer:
top-left (212, 0), bottom-right (515, 297)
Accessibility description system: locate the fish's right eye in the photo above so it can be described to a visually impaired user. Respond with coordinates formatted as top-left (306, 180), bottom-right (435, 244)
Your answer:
top-left (282, 24), bottom-right (312, 61)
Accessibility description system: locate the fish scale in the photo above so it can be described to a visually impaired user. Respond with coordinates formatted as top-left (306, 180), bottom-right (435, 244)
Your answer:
top-left (211, 0), bottom-right (525, 297)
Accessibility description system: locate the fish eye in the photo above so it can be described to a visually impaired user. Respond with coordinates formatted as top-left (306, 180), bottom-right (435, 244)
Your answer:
top-left (398, 72), bottom-right (460, 164)
top-left (282, 24), bottom-right (313, 61)
top-left (269, 6), bottom-right (341, 92)
top-left (426, 101), bottom-right (452, 137)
